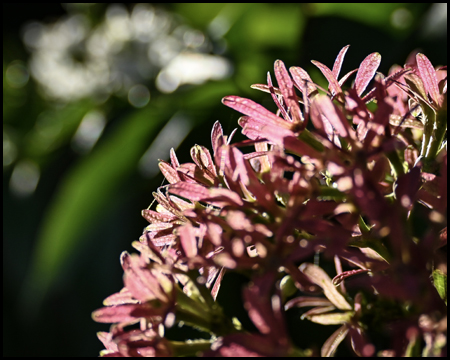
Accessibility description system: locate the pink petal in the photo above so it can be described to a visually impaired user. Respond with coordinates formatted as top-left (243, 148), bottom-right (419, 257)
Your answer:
top-left (148, 234), bottom-right (176, 247)
top-left (274, 59), bottom-right (303, 124)
top-left (178, 223), bottom-right (198, 258)
top-left (416, 53), bottom-right (440, 106)
top-left (210, 266), bottom-right (225, 301)
top-left (311, 60), bottom-right (342, 95)
top-left (169, 148), bottom-right (180, 168)
top-left (222, 95), bottom-right (293, 130)
top-left (103, 288), bottom-right (138, 306)
top-left (311, 95), bottom-right (353, 139)
top-left (168, 181), bottom-right (243, 207)
top-left (338, 68), bottom-right (358, 87)
top-left (238, 115), bottom-right (294, 146)
top-left (158, 160), bottom-right (180, 184)
top-left (354, 52), bottom-right (381, 97)
top-left (332, 45), bottom-right (350, 79)
top-left (92, 303), bottom-right (164, 324)
top-left (267, 72), bottom-right (290, 121)
top-left (208, 187), bottom-right (244, 207)
top-left (124, 254), bottom-right (169, 303)
top-left (211, 121), bottom-right (224, 155)
top-left (97, 331), bottom-right (118, 352)
top-left (168, 182), bottom-right (209, 202)
top-left (141, 209), bottom-right (177, 224)
top-left (205, 224), bottom-right (222, 248)
top-left (289, 66), bottom-right (317, 97)
top-left (332, 269), bottom-right (370, 286)
top-left (190, 144), bottom-right (217, 177)
top-left (145, 222), bottom-right (174, 232)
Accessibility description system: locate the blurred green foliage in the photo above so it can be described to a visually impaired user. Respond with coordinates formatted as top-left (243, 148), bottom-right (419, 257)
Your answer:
top-left (3, 3), bottom-right (446, 356)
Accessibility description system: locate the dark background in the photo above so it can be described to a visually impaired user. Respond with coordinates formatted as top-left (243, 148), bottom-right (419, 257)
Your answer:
top-left (3, 3), bottom-right (447, 356)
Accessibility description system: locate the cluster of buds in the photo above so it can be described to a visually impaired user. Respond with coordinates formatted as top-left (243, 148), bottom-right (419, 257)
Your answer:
top-left (93, 46), bottom-right (447, 356)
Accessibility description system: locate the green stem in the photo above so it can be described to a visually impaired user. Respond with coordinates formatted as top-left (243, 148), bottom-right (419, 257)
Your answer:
top-left (420, 106), bottom-right (435, 160)
top-left (299, 129), bottom-right (325, 152)
top-left (174, 285), bottom-right (237, 336)
top-left (386, 149), bottom-right (405, 178)
top-left (174, 307), bottom-right (214, 334)
top-left (175, 285), bottom-right (210, 318)
top-left (423, 109), bottom-right (447, 172)
top-left (170, 339), bottom-right (214, 357)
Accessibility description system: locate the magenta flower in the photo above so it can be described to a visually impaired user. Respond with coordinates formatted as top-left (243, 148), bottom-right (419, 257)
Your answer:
top-left (93, 46), bottom-right (447, 357)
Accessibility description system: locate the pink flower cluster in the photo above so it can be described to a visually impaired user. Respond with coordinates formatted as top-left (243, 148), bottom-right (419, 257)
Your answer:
top-left (93, 46), bottom-right (447, 356)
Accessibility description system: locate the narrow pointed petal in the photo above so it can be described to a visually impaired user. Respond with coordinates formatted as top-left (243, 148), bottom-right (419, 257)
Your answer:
top-left (210, 266), bottom-right (225, 301)
top-left (267, 71), bottom-right (290, 121)
top-left (332, 45), bottom-right (350, 79)
top-left (145, 222), bottom-right (174, 232)
top-left (285, 296), bottom-right (333, 310)
top-left (211, 121), bottom-right (224, 155)
top-left (141, 209), bottom-right (177, 224)
top-left (300, 263), bottom-right (352, 310)
top-left (159, 160), bottom-right (180, 184)
top-left (169, 148), bottom-right (180, 168)
top-left (311, 60), bottom-right (342, 95)
top-left (191, 144), bottom-right (217, 177)
top-left (274, 60), bottom-right (303, 124)
top-left (338, 68), bottom-right (358, 87)
top-left (290, 66), bottom-right (317, 97)
top-left (416, 53), bottom-right (441, 106)
top-left (92, 303), bottom-right (165, 324)
top-left (124, 255), bottom-right (170, 303)
top-left (332, 269), bottom-right (370, 286)
top-left (354, 52), bottom-right (381, 97)
top-left (238, 115), bottom-right (294, 146)
top-left (103, 288), bottom-right (138, 306)
top-left (321, 324), bottom-right (349, 357)
top-left (222, 95), bottom-right (293, 130)
top-left (311, 95), bottom-right (353, 139)
top-left (208, 188), bottom-right (244, 207)
top-left (168, 181), bottom-right (243, 207)
top-left (178, 223), bottom-right (198, 258)
top-left (168, 182), bottom-right (209, 202)
top-left (307, 311), bottom-right (353, 325)
top-left (97, 331), bottom-right (118, 352)
top-left (147, 234), bottom-right (176, 247)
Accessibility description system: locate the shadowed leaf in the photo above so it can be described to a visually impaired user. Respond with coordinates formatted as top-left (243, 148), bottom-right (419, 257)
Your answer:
top-left (300, 263), bottom-right (352, 310)
top-left (321, 324), bottom-right (349, 357)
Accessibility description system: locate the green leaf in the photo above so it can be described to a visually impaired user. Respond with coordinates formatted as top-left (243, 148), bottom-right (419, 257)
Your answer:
top-left (432, 269), bottom-right (447, 305)
top-left (22, 98), bottom-right (172, 310)
top-left (306, 311), bottom-right (353, 325)
top-left (23, 100), bottom-right (94, 160)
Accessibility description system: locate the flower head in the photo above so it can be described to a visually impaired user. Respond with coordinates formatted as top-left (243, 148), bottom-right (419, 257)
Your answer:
top-left (94, 46), bottom-right (447, 357)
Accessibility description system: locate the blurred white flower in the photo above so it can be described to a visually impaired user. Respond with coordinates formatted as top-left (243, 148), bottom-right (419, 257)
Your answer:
top-left (22, 4), bottom-right (232, 103)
